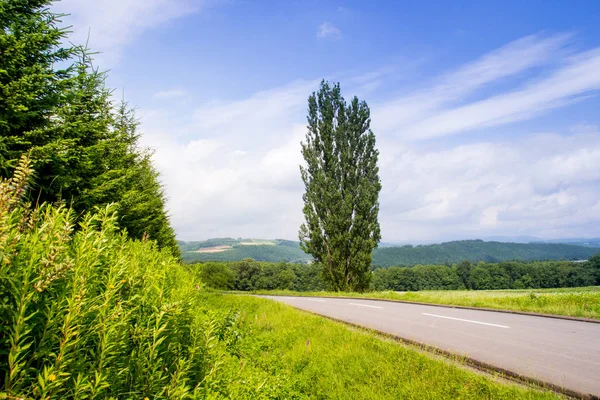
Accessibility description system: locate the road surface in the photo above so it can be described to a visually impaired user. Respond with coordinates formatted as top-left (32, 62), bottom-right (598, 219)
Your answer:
top-left (261, 295), bottom-right (600, 397)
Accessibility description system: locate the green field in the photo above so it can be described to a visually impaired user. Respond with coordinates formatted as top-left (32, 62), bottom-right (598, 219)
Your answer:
top-left (202, 294), bottom-right (560, 399)
top-left (253, 286), bottom-right (600, 319)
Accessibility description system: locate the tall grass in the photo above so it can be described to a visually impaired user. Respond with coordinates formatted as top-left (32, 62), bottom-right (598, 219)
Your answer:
top-left (202, 294), bottom-right (560, 399)
top-left (0, 156), bottom-right (235, 398)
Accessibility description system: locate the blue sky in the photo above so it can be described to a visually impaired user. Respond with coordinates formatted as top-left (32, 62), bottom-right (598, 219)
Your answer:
top-left (52, 0), bottom-right (600, 242)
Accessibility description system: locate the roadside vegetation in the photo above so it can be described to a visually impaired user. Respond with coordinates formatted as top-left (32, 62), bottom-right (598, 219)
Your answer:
top-left (0, 157), bottom-right (226, 397)
top-left (253, 287), bottom-right (600, 319)
top-left (197, 257), bottom-right (600, 318)
top-left (200, 294), bottom-right (561, 399)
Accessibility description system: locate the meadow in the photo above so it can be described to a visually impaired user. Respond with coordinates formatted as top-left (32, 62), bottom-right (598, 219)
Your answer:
top-left (199, 294), bottom-right (562, 399)
top-left (253, 286), bottom-right (600, 319)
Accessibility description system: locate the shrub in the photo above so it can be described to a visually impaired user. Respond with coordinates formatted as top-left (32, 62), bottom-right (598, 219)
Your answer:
top-left (0, 156), bottom-right (231, 398)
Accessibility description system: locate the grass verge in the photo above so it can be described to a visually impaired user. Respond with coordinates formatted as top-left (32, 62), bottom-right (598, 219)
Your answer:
top-left (204, 294), bottom-right (561, 399)
top-left (252, 287), bottom-right (600, 319)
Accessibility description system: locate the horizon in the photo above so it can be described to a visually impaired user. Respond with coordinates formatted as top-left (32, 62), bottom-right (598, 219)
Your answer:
top-left (52, 0), bottom-right (600, 242)
top-left (177, 235), bottom-right (600, 246)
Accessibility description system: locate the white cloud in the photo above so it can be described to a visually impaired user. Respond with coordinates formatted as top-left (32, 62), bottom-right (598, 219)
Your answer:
top-left (133, 33), bottom-right (600, 242)
top-left (372, 33), bottom-right (575, 136)
top-left (137, 83), bottom-right (311, 240)
top-left (405, 49), bottom-right (600, 140)
top-left (378, 131), bottom-right (600, 241)
top-left (191, 80), bottom-right (317, 148)
top-left (51, 0), bottom-right (202, 67)
top-left (317, 22), bottom-right (341, 39)
top-left (153, 89), bottom-right (188, 99)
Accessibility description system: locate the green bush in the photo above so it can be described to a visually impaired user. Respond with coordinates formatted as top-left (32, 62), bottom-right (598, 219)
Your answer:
top-left (0, 157), bottom-right (232, 398)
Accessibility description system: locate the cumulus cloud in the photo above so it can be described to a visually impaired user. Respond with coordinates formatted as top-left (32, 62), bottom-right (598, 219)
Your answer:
top-left (377, 132), bottom-right (600, 241)
top-left (134, 33), bottom-right (600, 242)
top-left (137, 83), bottom-right (312, 240)
top-left (317, 22), bottom-right (341, 39)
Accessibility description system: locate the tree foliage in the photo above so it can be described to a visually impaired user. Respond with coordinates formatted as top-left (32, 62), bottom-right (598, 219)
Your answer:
top-left (299, 81), bottom-right (381, 291)
top-left (372, 259), bottom-right (597, 291)
top-left (194, 259), bottom-right (324, 292)
top-left (0, 0), bottom-right (178, 256)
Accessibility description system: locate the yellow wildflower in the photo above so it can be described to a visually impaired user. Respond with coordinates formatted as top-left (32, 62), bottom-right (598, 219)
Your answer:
top-left (49, 373), bottom-right (56, 382)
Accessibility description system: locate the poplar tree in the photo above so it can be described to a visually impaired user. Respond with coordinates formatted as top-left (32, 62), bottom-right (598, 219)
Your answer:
top-left (299, 81), bottom-right (382, 292)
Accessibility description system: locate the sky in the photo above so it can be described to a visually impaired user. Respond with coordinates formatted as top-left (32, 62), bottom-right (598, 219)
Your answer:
top-left (51, 0), bottom-right (600, 243)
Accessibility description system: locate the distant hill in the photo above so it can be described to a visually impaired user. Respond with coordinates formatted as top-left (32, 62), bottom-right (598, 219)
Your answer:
top-left (372, 240), bottom-right (599, 267)
top-left (180, 238), bottom-right (312, 263)
top-left (179, 238), bottom-right (599, 266)
top-left (531, 238), bottom-right (600, 248)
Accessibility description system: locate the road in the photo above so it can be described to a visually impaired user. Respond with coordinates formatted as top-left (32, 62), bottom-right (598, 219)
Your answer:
top-left (261, 296), bottom-right (600, 397)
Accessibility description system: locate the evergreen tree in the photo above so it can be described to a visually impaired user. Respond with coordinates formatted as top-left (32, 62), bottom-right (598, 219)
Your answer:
top-left (0, 0), bottom-right (179, 256)
top-left (89, 100), bottom-right (181, 257)
top-left (0, 0), bottom-right (73, 171)
top-left (299, 81), bottom-right (382, 291)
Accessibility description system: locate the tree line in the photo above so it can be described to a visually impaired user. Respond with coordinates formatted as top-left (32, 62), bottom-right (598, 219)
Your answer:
top-left (194, 259), bottom-right (325, 292)
top-left (373, 257), bottom-right (600, 291)
top-left (0, 0), bottom-right (178, 256)
top-left (196, 255), bottom-right (600, 292)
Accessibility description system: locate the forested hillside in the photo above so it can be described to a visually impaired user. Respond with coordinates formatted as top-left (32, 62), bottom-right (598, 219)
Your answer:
top-left (533, 238), bottom-right (600, 248)
top-left (180, 238), bottom-right (597, 266)
top-left (372, 240), bottom-right (597, 267)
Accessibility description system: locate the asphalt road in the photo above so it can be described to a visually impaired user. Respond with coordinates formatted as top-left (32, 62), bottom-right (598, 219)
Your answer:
top-left (261, 296), bottom-right (600, 397)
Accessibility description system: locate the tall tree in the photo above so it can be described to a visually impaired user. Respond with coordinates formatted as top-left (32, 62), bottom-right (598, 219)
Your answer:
top-left (0, 0), bottom-right (72, 171)
top-left (299, 81), bottom-right (382, 291)
top-left (0, 0), bottom-right (179, 256)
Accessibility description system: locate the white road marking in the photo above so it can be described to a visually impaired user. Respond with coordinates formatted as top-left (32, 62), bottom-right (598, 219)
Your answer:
top-left (422, 313), bottom-right (510, 328)
top-left (304, 298), bottom-right (326, 302)
top-left (348, 302), bottom-right (383, 309)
